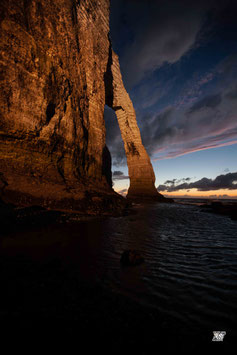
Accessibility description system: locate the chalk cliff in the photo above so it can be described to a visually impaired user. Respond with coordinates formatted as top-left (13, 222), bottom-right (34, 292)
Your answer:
top-left (0, 0), bottom-right (165, 214)
top-left (105, 47), bottom-right (166, 202)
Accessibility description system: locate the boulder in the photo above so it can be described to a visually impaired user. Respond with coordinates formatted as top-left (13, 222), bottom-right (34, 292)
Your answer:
top-left (120, 250), bottom-right (144, 266)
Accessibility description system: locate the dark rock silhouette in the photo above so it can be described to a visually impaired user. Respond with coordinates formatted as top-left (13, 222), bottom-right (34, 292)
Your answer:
top-left (201, 201), bottom-right (237, 221)
top-left (120, 250), bottom-right (144, 266)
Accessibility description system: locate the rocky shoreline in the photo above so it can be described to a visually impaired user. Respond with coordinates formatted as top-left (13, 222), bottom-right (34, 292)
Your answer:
top-left (0, 197), bottom-right (133, 236)
top-left (0, 191), bottom-right (176, 235)
top-left (200, 200), bottom-right (237, 221)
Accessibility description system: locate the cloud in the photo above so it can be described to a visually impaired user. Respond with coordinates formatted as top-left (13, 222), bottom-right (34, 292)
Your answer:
top-left (106, 65), bottom-right (237, 164)
top-left (133, 77), bottom-right (176, 109)
top-left (107, 3), bottom-right (237, 165)
top-left (158, 172), bottom-right (237, 192)
top-left (197, 73), bottom-right (215, 86)
top-left (113, 170), bottom-right (123, 176)
top-left (142, 56), bottom-right (237, 160)
top-left (112, 170), bottom-right (129, 181)
top-left (164, 177), bottom-right (192, 185)
top-left (188, 93), bottom-right (222, 113)
top-left (164, 179), bottom-right (177, 185)
top-left (111, 0), bottom-right (223, 88)
top-left (225, 84), bottom-right (237, 100)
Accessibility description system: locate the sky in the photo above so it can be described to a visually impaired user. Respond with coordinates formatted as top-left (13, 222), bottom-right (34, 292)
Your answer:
top-left (105, 0), bottom-right (237, 198)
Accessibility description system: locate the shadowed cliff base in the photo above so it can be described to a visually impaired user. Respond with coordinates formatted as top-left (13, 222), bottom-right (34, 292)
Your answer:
top-left (0, 188), bottom-right (130, 221)
top-left (126, 186), bottom-right (174, 203)
top-left (0, 196), bottom-right (133, 237)
top-left (127, 193), bottom-right (174, 204)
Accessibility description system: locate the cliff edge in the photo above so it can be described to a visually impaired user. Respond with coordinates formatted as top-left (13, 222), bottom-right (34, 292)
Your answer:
top-left (0, 0), bottom-right (166, 214)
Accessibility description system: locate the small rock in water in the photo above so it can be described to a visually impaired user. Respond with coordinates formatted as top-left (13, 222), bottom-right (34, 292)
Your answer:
top-left (120, 250), bottom-right (144, 266)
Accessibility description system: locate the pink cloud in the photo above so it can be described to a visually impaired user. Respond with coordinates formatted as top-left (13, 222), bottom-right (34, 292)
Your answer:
top-left (152, 139), bottom-right (237, 161)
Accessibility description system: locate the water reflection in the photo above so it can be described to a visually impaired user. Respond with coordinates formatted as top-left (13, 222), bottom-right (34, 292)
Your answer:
top-left (1, 202), bottom-right (237, 334)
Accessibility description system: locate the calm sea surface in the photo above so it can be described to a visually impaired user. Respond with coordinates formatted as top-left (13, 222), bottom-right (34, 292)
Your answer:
top-left (1, 201), bottom-right (237, 345)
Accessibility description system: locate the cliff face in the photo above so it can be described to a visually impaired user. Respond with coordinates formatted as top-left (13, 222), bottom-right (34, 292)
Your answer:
top-left (0, 0), bottom-right (163, 214)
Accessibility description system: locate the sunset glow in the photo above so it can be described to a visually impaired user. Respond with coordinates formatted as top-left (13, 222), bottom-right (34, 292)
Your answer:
top-left (162, 188), bottom-right (237, 199)
top-left (114, 186), bottom-right (237, 199)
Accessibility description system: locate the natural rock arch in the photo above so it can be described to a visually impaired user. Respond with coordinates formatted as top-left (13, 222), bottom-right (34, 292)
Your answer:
top-left (104, 44), bottom-right (165, 201)
top-left (0, 0), bottom-right (167, 214)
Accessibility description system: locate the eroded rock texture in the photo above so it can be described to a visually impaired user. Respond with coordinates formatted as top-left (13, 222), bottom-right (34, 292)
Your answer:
top-left (105, 47), bottom-right (165, 201)
top-left (0, 0), bottom-right (164, 213)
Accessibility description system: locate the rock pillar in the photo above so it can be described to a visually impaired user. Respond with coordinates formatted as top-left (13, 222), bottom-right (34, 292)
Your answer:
top-left (105, 47), bottom-right (165, 201)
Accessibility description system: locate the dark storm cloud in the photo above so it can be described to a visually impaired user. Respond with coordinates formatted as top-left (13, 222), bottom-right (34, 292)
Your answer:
top-left (111, 0), bottom-right (223, 87)
top-left (158, 172), bottom-right (237, 192)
